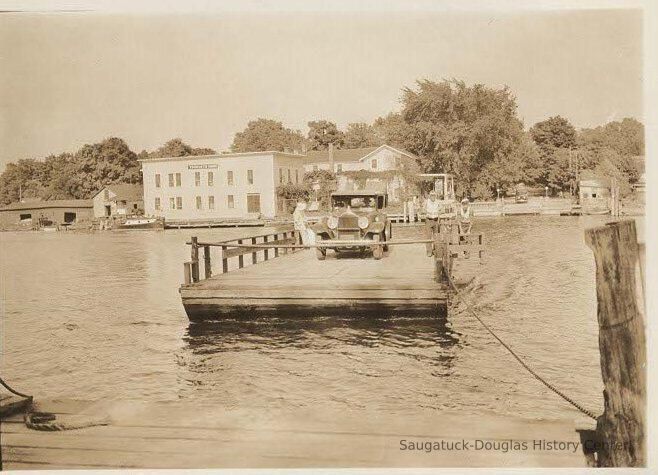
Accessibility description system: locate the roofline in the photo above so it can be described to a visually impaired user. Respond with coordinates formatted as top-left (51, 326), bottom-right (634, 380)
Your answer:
top-left (358, 144), bottom-right (418, 162)
top-left (138, 151), bottom-right (307, 163)
top-left (331, 190), bottom-right (388, 196)
top-left (0, 201), bottom-right (93, 211)
top-left (90, 183), bottom-right (143, 199)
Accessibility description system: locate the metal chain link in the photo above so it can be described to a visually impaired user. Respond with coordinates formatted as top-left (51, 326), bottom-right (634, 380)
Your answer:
top-left (447, 276), bottom-right (598, 421)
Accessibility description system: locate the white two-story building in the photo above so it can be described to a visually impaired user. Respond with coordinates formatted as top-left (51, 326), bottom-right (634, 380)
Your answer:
top-left (139, 151), bottom-right (306, 221)
top-left (304, 144), bottom-right (419, 203)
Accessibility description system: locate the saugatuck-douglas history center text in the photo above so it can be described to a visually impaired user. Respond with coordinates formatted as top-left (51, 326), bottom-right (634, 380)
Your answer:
top-left (399, 439), bottom-right (586, 454)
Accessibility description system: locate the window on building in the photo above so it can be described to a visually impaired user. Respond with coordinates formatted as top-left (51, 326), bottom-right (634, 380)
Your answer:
top-left (227, 170), bottom-right (234, 185)
top-left (19, 213), bottom-right (31, 221)
top-left (279, 168), bottom-right (284, 184)
top-left (155, 197), bottom-right (161, 210)
top-left (155, 174), bottom-right (161, 188)
top-left (64, 212), bottom-right (76, 223)
top-left (196, 196), bottom-right (202, 209)
top-left (169, 197), bottom-right (176, 209)
top-left (169, 173), bottom-right (174, 187)
top-left (208, 171), bottom-right (214, 186)
top-left (287, 169), bottom-right (291, 183)
top-left (208, 196), bottom-right (215, 209)
top-left (195, 171), bottom-right (201, 186)
top-left (592, 193), bottom-right (597, 198)
top-left (104, 189), bottom-right (110, 200)
top-left (247, 169), bottom-right (254, 185)
top-left (227, 195), bottom-right (235, 209)
top-left (336, 164), bottom-right (342, 173)
top-left (175, 173), bottom-right (182, 187)
top-left (247, 193), bottom-right (261, 213)
top-left (295, 169), bottom-right (299, 183)
top-left (371, 159), bottom-right (377, 169)
top-left (176, 197), bottom-right (183, 209)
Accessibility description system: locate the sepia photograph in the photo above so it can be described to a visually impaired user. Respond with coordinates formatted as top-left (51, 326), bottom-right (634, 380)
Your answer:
top-left (0, 0), bottom-right (653, 471)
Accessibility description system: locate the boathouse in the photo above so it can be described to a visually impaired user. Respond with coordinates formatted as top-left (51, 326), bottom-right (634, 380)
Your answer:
top-left (579, 172), bottom-right (611, 213)
top-left (92, 183), bottom-right (144, 218)
top-left (0, 199), bottom-right (93, 230)
top-left (139, 151), bottom-right (307, 221)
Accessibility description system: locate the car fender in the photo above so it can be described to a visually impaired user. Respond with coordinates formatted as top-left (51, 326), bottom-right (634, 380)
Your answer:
top-left (311, 222), bottom-right (334, 239)
top-left (366, 221), bottom-right (386, 234)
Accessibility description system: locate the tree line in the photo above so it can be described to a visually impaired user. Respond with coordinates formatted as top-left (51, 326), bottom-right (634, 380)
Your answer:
top-left (0, 79), bottom-right (644, 205)
top-left (232, 80), bottom-right (644, 199)
top-left (0, 138), bottom-right (216, 205)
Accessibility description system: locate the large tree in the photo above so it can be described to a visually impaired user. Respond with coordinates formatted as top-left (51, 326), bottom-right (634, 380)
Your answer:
top-left (231, 119), bottom-right (305, 153)
top-left (399, 79), bottom-right (536, 198)
top-left (0, 159), bottom-right (47, 205)
top-left (529, 116), bottom-right (578, 192)
top-left (529, 116), bottom-right (577, 152)
top-left (578, 118), bottom-right (644, 184)
top-left (342, 122), bottom-right (380, 149)
top-left (63, 137), bottom-right (141, 198)
top-left (372, 113), bottom-right (413, 148)
top-left (307, 120), bottom-right (344, 150)
top-left (150, 138), bottom-right (217, 158)
top-left (579, 117), bottom-right (644, 157)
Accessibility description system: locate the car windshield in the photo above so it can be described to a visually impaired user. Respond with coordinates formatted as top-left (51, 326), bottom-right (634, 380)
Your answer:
top-left (332, 196), bottom-right (377, 209)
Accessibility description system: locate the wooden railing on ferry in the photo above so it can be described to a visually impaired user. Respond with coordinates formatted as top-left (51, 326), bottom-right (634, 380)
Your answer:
top-left (183, 228), bottom-right (299, 284)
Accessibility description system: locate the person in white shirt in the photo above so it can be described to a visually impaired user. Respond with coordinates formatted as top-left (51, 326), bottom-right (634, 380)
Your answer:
top-left (292, 201), bottom-right (307, 245)
top-left (407, 196), bottom-right (416, 223)
top-left (425, 191), bottom-right (442, 256)
top-left (458, 198), bottom-right (472, 234)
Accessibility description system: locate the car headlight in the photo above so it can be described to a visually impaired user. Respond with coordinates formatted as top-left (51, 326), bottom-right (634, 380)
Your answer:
top-left (374, 215), bottom-right (380, 222)
top-left (327, 216), bottom-right (338, 229)
top-left (358, 216), bottom-right (369, 229)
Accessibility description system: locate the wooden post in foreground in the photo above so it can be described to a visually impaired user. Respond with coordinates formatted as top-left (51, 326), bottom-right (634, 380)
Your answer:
top-left (203, 245), bottom-right (212, 279)
top-left (190, 236), bottom-right (199, 283)
top-left (585, 220), bottom-right (645, 467)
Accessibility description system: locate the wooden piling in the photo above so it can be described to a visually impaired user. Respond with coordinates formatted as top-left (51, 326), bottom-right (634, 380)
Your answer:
top-left (190, 237), bottom-right (199, 283)
top-left (203, 245), bottom-right (212, 279)
top-left (584, 220), bottom-right (645, 467)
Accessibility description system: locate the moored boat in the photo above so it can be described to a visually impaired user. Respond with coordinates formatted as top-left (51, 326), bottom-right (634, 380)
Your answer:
top-left (115, 217), bottom-right (165, 230)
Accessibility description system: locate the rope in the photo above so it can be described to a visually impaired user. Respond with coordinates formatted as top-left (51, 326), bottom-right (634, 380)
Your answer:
top-left (0, 377), bottom-right (32, 399)
top-left (446, 275), bottom-right (598, 421)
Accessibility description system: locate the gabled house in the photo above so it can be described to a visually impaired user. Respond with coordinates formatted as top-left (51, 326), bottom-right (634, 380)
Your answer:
top-left (303, 144), bottom-right (417, 173)
top-left (92, 183), bottom-right (144, 218)
top-left (303, 144), bottom-right (419, 203)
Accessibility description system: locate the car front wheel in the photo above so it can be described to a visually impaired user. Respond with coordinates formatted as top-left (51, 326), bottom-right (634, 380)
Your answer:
top-left (371, 234), bottom-right (384, 260)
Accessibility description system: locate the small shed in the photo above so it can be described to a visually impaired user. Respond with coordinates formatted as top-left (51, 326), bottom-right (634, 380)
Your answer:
top-left (579, 172), bottom-right (611, 213)
top-left (92, 183), bottom-right (144, 218)
top-left (0, 199), bottom-right (93, 230)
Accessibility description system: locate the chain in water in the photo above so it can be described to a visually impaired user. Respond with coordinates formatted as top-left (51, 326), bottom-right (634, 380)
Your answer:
top-left (447, 275), bottom-right (598, 421)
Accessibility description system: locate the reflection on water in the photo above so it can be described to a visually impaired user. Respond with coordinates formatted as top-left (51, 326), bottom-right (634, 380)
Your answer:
top-left (1, 216), bottom-right (638, 423)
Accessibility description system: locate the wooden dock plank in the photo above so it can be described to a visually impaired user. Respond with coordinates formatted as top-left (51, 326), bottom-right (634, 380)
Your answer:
top-left (1, 400), bottom-right (587, 469)
top-left (181, 232), bottom-right (446, 319)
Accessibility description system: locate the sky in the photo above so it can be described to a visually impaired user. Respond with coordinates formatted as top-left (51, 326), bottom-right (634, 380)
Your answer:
top-left (0, 6), bottom-right (643, 170)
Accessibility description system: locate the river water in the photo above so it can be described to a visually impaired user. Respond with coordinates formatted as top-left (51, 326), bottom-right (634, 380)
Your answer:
top-left (1, 216), bottom-right (640, 426)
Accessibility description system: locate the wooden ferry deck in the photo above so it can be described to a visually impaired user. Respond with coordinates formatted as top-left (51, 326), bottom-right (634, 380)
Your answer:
top-left (180, 227), bottom-right (450, 320)
top-left (1, 399), bottom-right (588, 469)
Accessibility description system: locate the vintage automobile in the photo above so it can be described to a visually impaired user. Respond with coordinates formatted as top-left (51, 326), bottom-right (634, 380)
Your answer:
top-left (514, 182), bottom-right (529, 203)
top-left (311, 190), bottom-right (390, 260)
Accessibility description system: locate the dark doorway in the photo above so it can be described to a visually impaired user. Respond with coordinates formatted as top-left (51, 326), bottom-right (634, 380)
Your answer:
top-left (105, 205), bottom-right (111, 216)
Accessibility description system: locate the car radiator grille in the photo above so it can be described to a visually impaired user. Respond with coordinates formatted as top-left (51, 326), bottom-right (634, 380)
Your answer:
top-left (337, 216), bottom-right (359, 229)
